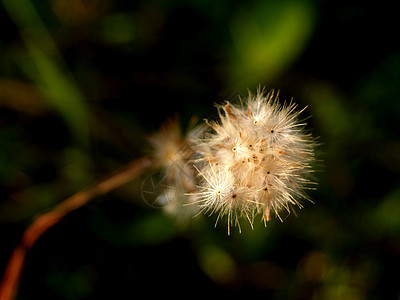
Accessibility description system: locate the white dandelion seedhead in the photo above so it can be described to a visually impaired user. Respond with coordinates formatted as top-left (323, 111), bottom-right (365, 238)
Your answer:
top-left (147, 87), bottom-right (316, 234)
top-left (189, 87), bottom-right (316, 233)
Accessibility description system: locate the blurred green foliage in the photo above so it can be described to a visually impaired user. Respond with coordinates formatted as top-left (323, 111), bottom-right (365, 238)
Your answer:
top-left (2, 0), bottom-right (90, 143)
top-left (0, 0), bottom-right (399, 299)
top-left (229, 0), bottom-right (315, 88)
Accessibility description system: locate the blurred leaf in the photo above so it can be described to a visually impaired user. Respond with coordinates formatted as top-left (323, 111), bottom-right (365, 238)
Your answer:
top-left (23, 39), bottom-right (89, 142)
top-left (1, 0), bottom-right (89, 143)
top-left (304, 82), bottom-right (351, 143)
top-left (229, 0), bottom-right (315, 89)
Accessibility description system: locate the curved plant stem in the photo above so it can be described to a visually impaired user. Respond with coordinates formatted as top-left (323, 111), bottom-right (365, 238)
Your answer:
top-left (0, 156), bottom-right (152, 300)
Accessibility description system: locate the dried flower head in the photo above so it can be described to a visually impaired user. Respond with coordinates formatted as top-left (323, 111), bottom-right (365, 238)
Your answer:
top-left (145, 118), bottom-right (198, 218)
top-left (189, 88), bottom-right (316, 234)
top-left (148, 88), bottom-right (316, 233)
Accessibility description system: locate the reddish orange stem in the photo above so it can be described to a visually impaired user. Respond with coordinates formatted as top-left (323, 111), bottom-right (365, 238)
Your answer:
top-left (0, 156), bottom-right (152, 300)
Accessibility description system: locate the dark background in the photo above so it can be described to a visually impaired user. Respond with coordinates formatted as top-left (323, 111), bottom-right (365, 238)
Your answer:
top-left (1, 0), bottom-right (399, 299)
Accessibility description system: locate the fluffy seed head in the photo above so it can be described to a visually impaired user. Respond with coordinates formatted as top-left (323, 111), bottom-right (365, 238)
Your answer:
top-left (148, 88), bottom-right (316, 233)
top-left (146, 118), bottom-right (199, 219)
top-left (189, 88), bottom-right (316, 233)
